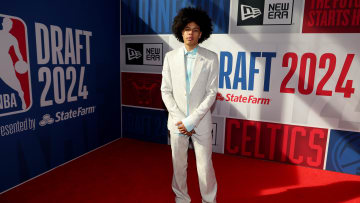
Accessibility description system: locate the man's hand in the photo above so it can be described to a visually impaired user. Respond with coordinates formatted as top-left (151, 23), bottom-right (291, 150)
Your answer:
top-left (183, 129), bottom-right (196, 136)
top-left (188, 129), bottom-right (196, 136)
top-left (175, 121), bottom-right (195, 136)
top-left (176, 121), bottom-right (188, 134)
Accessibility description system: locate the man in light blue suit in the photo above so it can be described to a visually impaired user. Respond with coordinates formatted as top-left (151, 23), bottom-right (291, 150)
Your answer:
top-left (161, 7), bottom-right (219, 203)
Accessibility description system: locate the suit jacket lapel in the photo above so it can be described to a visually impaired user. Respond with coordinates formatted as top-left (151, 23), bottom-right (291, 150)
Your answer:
top-left (175, 47), bottom-right (187, 92)
top-left (190, 47), bottom-right (204, 92)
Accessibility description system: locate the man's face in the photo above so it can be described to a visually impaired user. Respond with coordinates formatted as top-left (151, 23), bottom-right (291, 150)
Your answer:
top-left (182, 22), bottom-right (202, 47)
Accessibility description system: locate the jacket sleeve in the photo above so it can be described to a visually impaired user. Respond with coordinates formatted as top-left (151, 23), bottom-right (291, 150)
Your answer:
top-left (161, 53), bottom-right (186, 130)
top-left (182, 53), bottom-right (219, 129)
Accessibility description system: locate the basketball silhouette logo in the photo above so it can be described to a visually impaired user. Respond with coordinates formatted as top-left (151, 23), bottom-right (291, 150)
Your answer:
top-left (0, 14), bottom-right (32, 116)
top-left (15, 60), bottom-right (29, 74)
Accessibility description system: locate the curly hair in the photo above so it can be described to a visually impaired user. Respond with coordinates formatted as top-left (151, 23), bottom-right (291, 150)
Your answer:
top-left (172, 7), bottom-right (213, 44)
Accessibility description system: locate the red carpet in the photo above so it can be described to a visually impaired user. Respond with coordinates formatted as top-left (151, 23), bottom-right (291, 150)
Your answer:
top-left (1, 138), bottom-right (359, 203)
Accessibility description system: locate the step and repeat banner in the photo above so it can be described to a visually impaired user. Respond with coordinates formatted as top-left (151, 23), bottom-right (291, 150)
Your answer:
top-left (121, 0), bottom-right (360, 176)
top-left (0, 1), bottom-right (120, 193)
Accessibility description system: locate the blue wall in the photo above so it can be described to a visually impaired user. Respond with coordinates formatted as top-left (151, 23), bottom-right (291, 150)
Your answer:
top-left (121, 0), bottom-right (230, 34)
top-left (0, 0), bottom-right (120, 192)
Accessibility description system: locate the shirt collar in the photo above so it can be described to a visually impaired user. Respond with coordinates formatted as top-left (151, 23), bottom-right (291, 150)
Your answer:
top-left (184, 46), bottom-right (198, 56)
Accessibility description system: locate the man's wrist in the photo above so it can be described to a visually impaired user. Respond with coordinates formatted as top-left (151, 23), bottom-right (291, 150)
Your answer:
top-left (182, 117), bottom-right (194, 132)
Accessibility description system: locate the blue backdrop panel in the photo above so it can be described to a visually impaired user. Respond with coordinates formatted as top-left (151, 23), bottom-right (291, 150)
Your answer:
top-left (326, 130), bottom-right (360, 175)
top-left (122, 106), bottom-right (168, 144)
top-left (0, 0), bottom-right (120, 192)
top-left (121, 0), bottom-right (230, 35)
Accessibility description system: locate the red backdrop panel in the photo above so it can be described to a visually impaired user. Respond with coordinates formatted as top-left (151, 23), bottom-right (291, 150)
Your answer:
top-left (121, 72), bottom-right (165, 109)
top-left (302, 0), bottom-right (360, 33)
top-left (225, 118), bottom-right (328, 169)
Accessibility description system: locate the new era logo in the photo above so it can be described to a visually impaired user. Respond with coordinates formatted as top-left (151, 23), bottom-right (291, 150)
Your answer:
top-left (0, 14), bottom-right (32, 117)
top-left (241, 4), bottom-right (262, 21)
top-left (237, 0), bottom-right (293, 26)
top-left (125, 43), bottom-right (163, 66)
top-left (127, 48), bottom-right (142, 60)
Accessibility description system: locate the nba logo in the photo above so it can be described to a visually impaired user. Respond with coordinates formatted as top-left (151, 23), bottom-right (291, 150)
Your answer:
top-left (0, 14), bottom-right (32, 116)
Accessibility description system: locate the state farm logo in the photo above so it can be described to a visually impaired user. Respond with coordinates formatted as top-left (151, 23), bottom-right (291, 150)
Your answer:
top-left (39, 114), bottom-right (54, 126)
top-left (237, 0), bottom-right (294, 26)
top-left (216, 93), bottom-right (270, 105)
top-left (125, 43), bottom-right (163, 66)
top-left (0, 14), bottom-right (32, 117)
top-left (216, 93), bottom-right (225, 101)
